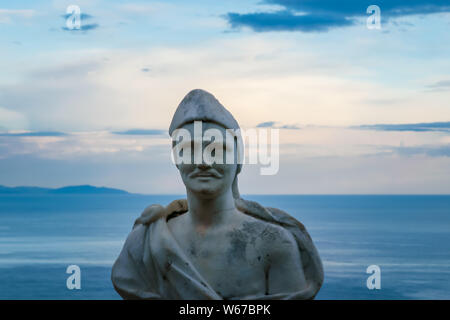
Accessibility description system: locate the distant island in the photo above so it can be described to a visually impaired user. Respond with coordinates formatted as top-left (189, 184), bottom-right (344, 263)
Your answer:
top-left (0, 185), bottom-right (129, 195)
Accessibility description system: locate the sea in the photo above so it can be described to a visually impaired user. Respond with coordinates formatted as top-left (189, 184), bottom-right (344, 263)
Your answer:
top-left (0, 194), bottom-right (449, 300)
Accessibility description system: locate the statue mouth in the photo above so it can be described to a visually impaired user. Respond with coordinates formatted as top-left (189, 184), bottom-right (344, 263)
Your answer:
top-left (191, 171), bottom-right (220, 178)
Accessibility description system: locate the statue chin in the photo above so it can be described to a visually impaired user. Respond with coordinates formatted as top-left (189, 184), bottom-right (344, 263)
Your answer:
top-left (187, 182), bottom-right (227, 199)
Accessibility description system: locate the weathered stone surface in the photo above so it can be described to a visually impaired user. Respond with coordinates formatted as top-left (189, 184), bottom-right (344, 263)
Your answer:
top-left (111, 89), bottom-right (324, 300)
top-left (169, 89), bottom-right (240, 136)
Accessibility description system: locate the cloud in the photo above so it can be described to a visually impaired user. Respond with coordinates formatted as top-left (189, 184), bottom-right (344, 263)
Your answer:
top-left (1, 126), bottom-right (450, 194)
top-left (112, 129), bottom-right (166, 136)
top-left (61, 11), bottom-right (99, 32)
top-left (0, 56), bottom-right (119, 131)
top-left (355, 122), bottom-right (450, 133)
top-left (61, 23), bottom-right (99, 32)
top-left (280, 124), bottom-right (301, 129)
top-left (225, 0), bottom-right (450, 32)
top-left (256, 121), bottom-right (276, 128)
top-left (62, 13), bottom-right (93, 20)
top-left (0, 131), bottom-right (67, 137)
top-left (0, 9), bottom-right (35, 24)
top-left (0, 107), bottom-right (28, 130)
top-left (226, 10), bottom-right (355, 32)
top-left (391, 144), bottom-right (450, 157)
top-left (256, 121), bottom-right (300, 129)
top-left (263, 0), bottom-right (450, 17)
top-left (0, 131), bottom-right (177, 193)
top-left (0, 130), bottom-right (170, 161)
top-left (79, 23), bottom-right (99, 31)
top-left (0, 39), bottom-right (361, 131)
top-left (1, 36), bottom-right (448, 132)
top-left (373, 143), bottom-right (450, 158)
top-left (426, 80), bottom-right (450, 91)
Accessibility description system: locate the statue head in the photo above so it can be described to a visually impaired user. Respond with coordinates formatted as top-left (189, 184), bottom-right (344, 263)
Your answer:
top-left (169, 89), bottom-right (242, 199)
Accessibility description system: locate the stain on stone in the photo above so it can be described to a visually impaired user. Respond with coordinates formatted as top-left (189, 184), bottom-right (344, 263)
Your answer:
top-left (226, 221), bottom-right (281, 263)
top-left (200, 249), bottom-right (210, 258)
top-left (189, 242), bottom-right (197, 257)
top-left (241, 221), bottom-right (262, 246)
top-left (226, 227), bottom-right (249, 261)
top-left (261, 226), bottom-right (279, 242)
top-left (224, 219), bottom-right (288, 268)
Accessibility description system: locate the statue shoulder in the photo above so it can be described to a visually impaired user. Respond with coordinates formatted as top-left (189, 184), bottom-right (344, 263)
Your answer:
top-left (120, 199), bottom-right (189, 258)
top-left (235, 197), bottom-right (324, 294)
top-left (132, 199), bottom-right (189, 229)
top-left (132, 204), bottom-right (166, 229)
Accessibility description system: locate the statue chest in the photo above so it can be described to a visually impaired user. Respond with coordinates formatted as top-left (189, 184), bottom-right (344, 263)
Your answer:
top-left (175, 230), bottom-right (269, 298)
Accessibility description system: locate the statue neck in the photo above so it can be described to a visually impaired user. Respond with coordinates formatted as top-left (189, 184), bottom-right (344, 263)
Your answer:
top-left (186, 189), bottom-right (236, 229)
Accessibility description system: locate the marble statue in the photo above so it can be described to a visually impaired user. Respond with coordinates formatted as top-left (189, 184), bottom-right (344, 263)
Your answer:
top-left (111, 89), bottom-right (323, 299)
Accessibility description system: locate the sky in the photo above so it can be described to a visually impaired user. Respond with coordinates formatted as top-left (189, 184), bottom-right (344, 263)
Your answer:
top-left (0, 0), bottom-right (449, 194)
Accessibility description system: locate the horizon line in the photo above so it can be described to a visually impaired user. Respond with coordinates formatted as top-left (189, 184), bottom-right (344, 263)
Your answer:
top-left (1, 184), bottom-right (449, 196)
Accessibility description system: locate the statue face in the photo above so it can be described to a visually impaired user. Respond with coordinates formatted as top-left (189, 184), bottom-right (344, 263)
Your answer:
top-left (175, 121), bottom-right (238, 199)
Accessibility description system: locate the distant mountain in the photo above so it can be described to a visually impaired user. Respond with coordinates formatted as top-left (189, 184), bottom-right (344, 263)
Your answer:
top-left (0, 185), bottom-right (129, 195)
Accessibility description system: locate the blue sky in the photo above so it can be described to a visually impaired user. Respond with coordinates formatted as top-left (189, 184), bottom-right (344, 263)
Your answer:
top-left (0, 0), bottom-right (450, 193)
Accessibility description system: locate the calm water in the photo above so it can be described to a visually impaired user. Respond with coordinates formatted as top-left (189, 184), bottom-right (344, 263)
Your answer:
top-left (0, 194), bottom-right (449, 299)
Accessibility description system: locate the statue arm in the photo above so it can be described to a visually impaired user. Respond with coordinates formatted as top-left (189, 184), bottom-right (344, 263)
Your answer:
top-left (265, 228), bottom-right (307, 296)
top-left (111, 224), bottom-right (162, 300)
